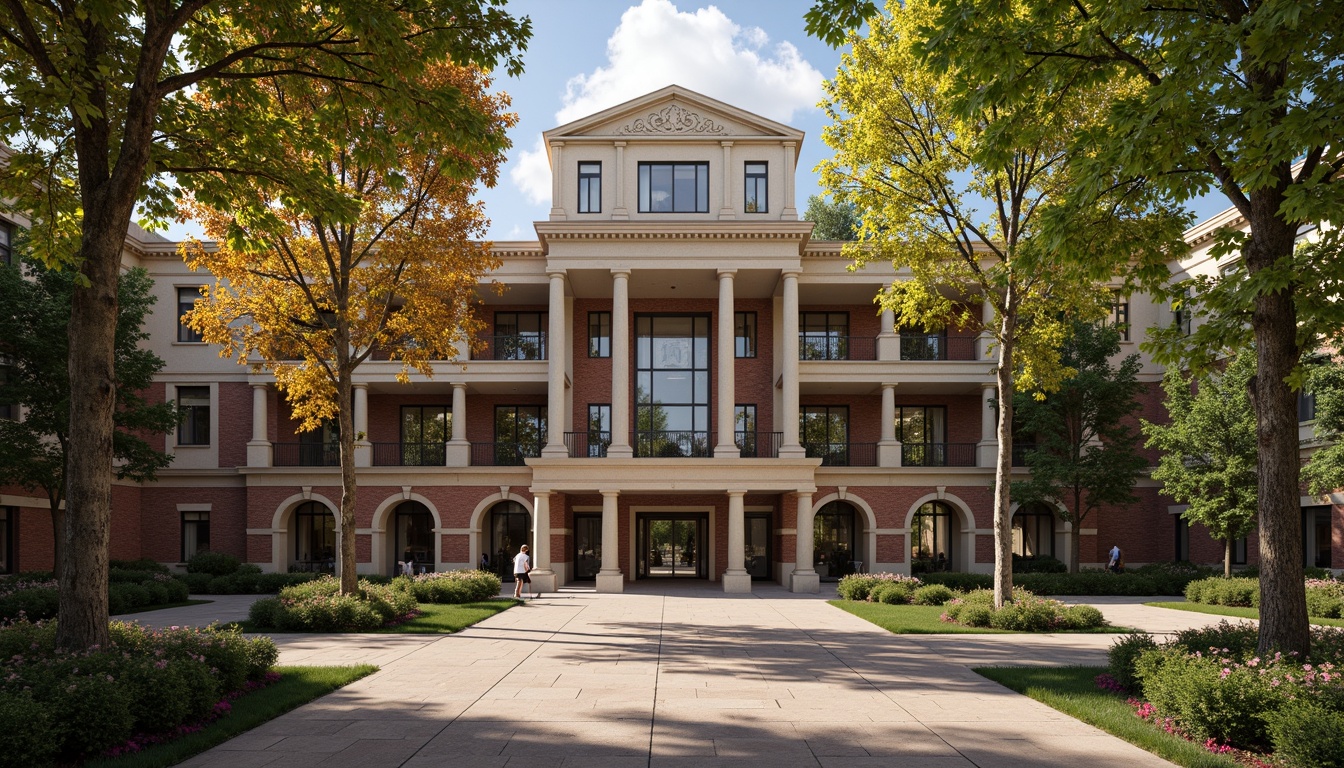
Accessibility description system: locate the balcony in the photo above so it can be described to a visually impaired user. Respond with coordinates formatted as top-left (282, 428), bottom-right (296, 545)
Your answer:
top-left (373, 442), bottom-right (447, 467)
top-left (799, 334), bottom-right (877, 361)
top-left (471, 441), bottom-right (541, 466)
top-left (472, 333), bottom-right (547, 361)
top-left (735, 431), bottom-right (783, 458)
top-left (273, 442), bottom-right (339, 467)
top-left (634, 430), bottom-right (712, 458)
top-left (565, 431), bottom-right (612, 458)
top-left (901, 442), bottom-right (978, 467)
top-left (899, 333), bottom-right (977, 361)
top-left (804, 441), bottom-right (877, 467)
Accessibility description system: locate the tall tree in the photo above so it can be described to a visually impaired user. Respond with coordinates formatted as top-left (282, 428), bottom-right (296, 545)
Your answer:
top-left (814, 0), bottom-right (1182, 607)
top-left (812, 0), bottom-right (1344, 655)
top-left (803, 194), bottom-right (860, 240)
top-left (1144, 353), bottom-right (1259, 578)
top-left (0, 0), bottom-right (529, 649)
top-left (0, 257), bottom-right (177, 577)
top-left (1011, 322), bottom-right (1147, 573)
top-left (183, 64), bottom-right (510, 596)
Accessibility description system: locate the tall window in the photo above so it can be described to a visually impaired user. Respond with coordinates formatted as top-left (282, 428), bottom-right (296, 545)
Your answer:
top-left (0, 507), bottom-right (11, 574)
top-left (401, 406), bottom-right (449, 465)
top-left (800, 312), bottom-right (849, 360)
top-left (1299, 390), bottom-right (1318, 422)
top-left (0, 221), bottom-right (12, 266)
top-left (1172, 290), bottom-right (1193, 336)
top-left (493, 312), bottom-right (547, 360)
top-left (735, 404), bottom-right (758, 456)
top-left (1175, 516), bottom-right (1190, 562)
top-left (587, 404), bottom-right (611, 457)
top-left (298, 420), bottom-right (339, 466)
top-left (635, 315), bottom-right (711, 456)
top-left (1109, 293), bottom-right (1130, 341)
top-left (0, 365), bottom-right (14, 421)
top-left (638, 162), bottom-right (709, 213)
top-left (1012, 503), bottom-right (1054, 558)
top-left (176, 386), bottom-right (210, 446)
top-left (734, 311), bottom-right (756, 357)
top-left (578, 161), bottom-right (602, 213)
top-left (294, 502), bottom-right (336, 569)
top-left (896, 405), bottom-right (947, 466)
top-left (801, 405), bottom-right (849, 465)
top-left (494, 405), bottom-right (547, 464)
top-left (589, 311), bottom-right (611, 357)
top-left (181, 511), bottom-right (210, 561)
top-left (1233, 536), bottom-right (1247, 566)
top-left (744, 162), bottom-right (767, 213)
top-left (177, 287), bottom-right (204, 342)
top-left (912, 501), bottom-right (953, 563)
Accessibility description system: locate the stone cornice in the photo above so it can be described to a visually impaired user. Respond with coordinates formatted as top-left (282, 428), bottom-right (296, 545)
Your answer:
top-left (532, 221), bottom-right (816, 255)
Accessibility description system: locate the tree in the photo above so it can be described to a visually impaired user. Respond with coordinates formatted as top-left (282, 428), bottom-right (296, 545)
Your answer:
top-left (1302, 357), bottom-right (1344, 497)
top-left (183, 64), bottom-right (510, 596)
top-left (1012, 322), bottom-right (1147, 573)
top-left (0, 1), bottom-right (529, 650)
top-left (1144, 353), bottom-right (1259, 578)
top-left (811, 0), bottom-right (1344, 656)
top-left (0, 256), bottom-right (177, 578)
top-left (803, 194), bottom-right (860, 240)
top-left (814, 0), bottom-right (1182, 607)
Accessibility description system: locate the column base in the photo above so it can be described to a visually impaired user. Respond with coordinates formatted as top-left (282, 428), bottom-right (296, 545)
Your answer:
top-left (246, 441), bottom-right (272, 468)
top-left (541, 445), bottom-right (570, 458)
top-left (354, 440), bottom-right (372, 468)
top-left (877, 441), bottom-right (902, 468)
top-left (529, 569), bottom-right (558, 593)
top-left (789, 571), bottom-right (820, 594)
top-left (596, 571), bottom-right (625, 593)
top-left (607, 444), bottom-right (633, 459)
top-left (779, 445), bottom-right (807, 459)
top-left (714, 443), bottom-right (741, 458)
top-left (445, 441), bottom-right (470, 467)
top-left (722, 571), bottom-right (752, 593)
top-left (977, 441), bottom-right (999, 468)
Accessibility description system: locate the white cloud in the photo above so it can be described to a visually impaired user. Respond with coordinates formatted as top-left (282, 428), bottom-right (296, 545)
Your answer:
top-left (510, 0), bottom-right (825, 204)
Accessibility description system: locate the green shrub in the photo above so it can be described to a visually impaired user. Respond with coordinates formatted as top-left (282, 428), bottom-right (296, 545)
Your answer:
top-left (0, 691), bottom-right (56, 767)
top-left (1136, 648), bottom-right (1282, 749)
top-left (178, 572), bottom-right (213, 593)
top-left (0, 583), bottom-right (59, 621)
top-left (1306, 566), bottom-right (1334, 580)
top-left (406, 570), bottom-right (502, 604)
top-left (920, 572), bottom-right (992, 591)
top-left (1308, 589), bottom-right (1344, 619)
top-left (49, 663), bottom-right (136, 758)
top-left (941, 588), bottom-right (1106, 631)
top-left (911, 584), bottom-right (956, 606)
top-left (835, 572), bottom-right (922, 601)
top-left (1059, 604), bottom-right (1106, 630)
top-left (250, 576), bottom-right (418, 631)
top-left (873, 582), bottom-right (914, 605)
top-left (110, 557), bottom-right (170, 574)
top-left (1267, 698), bottom-right (1344, 768)
top-left (109, 582), bottom-right (150, 612)
top-left (186, 550), bottom-right (241, 576)
top-left (1107, 632), bottom-right (1159, 693)
top-left (1184, 576), bottom-right (1258, 606)
top-left (1170, 620), bottom-right (1259, 660)
top-left (1013, 554), bottom-right (1067, 573)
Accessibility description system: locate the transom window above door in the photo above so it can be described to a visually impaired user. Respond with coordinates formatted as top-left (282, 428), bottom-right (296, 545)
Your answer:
top-left (638, 162), bottom-right (709, 213)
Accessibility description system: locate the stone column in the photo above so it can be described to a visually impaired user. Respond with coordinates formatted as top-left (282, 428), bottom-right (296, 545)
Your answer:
top-left (446, 382), bottom-right (469, 466)
top-left (780, 270), bottom-right (805, 457)
top-left (247, 384), bottom-right (272, 467)
top-left (978, 383), bottom-right (998, 468)
top-left (548, 141), bottom-right (566, 220)
top-left (543, 271), bottom-right (569, 457)
top-left (982, 298), bottom-right (997, 361)
top-left (878, 383), bottom-right (902, 467)
top-left (723, 490), bottom-right (752, 592)
top-left (612, 141), bottom-right (628, 219)
top-left (530, 492), bottom-right (557, 592)
top-left (608, 269), bottom-right (633, 458)
top-left (718, 141), bottom-right (735, 219)
top-left (715, 269), bottom-right (738, 457)
top-left (596, 490), bottom-right (624, 592)
top-left (353, 383), bottom-right (371, 467)
top-left (878, 306), bottom-right (899, 360)
top-left (781, 141), bottom-right (798, 219)
top-left (790, 492), bottom-right (819, 593)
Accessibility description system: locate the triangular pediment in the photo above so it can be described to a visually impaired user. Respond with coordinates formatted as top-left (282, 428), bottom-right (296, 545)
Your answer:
top-left (544, 85), bottom-right (804, 142)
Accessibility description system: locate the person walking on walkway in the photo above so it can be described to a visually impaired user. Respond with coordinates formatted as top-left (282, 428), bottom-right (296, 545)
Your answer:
top-left (513, 544), bottom-right (534, 599)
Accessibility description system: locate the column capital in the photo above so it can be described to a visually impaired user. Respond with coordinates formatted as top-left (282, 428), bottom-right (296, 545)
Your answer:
top-left (882, 382), bottom-right (897, 392)
top-left (781, 268), bottom-right (802, 280)
top-left (529, 488), bottom-right (550, 499)
top-left (453, 381), bottom-right (468, 392)
top-left (600, 489), bottom-right (621, 498)
top-left (548, 270), bottom-right (567, 281)
top-left (726, 489), bottom-right (749, 498)
top-left (549, 140), bottom-right (565, 148)
top-left (611, 267), bottom-right (631, 279)
top-left (352, 382), bottom-right (369, 391)
top-left (720, 140), bottom-right (735, 147)
top-left (613, 140), bottom-right (626, 148)
top-left (716, 268), bottom-right (738, 279)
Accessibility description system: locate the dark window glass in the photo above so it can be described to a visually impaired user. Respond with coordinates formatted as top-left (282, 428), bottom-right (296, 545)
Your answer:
top-left (0, 506), bottom-right (11, 574)
top-left (294, 502), bottom-right (336, 569)
top-left (635, 315), bottom-right (712, 456)
top-left (1299, 390), bottom-right (1318, 422)
top-left (1012, 503), bottom-right (1054, 558)
top-left (177, 287), bottom-right (204, 342)
top-left (912, 501), bottom-right (953, 563)
top-left (578, 162), bottom-right (602, 213)
top-left (494, 405), bottom-right (547, 463)
top-left (814, 501), bottom-right (857, 580)
top-left (493, 312), bottom-right (547, 360)
top-left (0, 365), bottom-right (14, 421)
top-left (744, 162), bottom-right (767, 213)
top-left (799, 312), bottom-right (849, 360)
top-left (394, 501), bottom-right (434, 575)
top-left (1110, 293), bottom-right (1130, 341)
top-left (1175, 516), bottom-right (1190, 562)
top-left (895, 406), bottom-right (947, 444)
top-left (734, 311), bottom-right (756, 357)
top-left (0, 221), bottom-right (12, 267)
top-left (401, 406), bottom-right (449, 465)
top-left (177, 386), bottom-right (210, 445)
top-left (589, 311), bottom-right (611, 357)
top-left (1232, 536), bottom-right (1247, 566)
top-left (588, 404), bottom-right (611, 457)
top-left (638, 162), bottom-right (709, 213)
top-left (1173, 290), bottom-right (1193, 336)
top-left (801, 405), bottom-right (848, 464)
top-left (181, 511), bottom-right (210, 561)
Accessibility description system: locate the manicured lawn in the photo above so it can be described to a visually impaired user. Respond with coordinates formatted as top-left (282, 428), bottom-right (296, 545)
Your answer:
top-left (1144, 600), bottom-right (1344, 628)
top-left (830, 600), bottom-right (1128, 634)
top-left (85, 664), bottom-right (378, 768)
top-left (113, 598), bottom-right (213, 616)
top-left (976, 666), bottom-right (1240, 768)
top-left (235, 598), bottom-right (519, 634)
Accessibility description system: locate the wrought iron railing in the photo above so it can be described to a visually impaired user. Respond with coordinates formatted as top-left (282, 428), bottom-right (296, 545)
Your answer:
top-left (473, 333), bottom-right (547, 361)
top-left (901, 442), bottom-right (978, 467)
top-left (564, 431), bottom-right (612, 458)
top-left (470, 441), bottom-right (541, 466)
top-left (372, 442), bottom-right (446, 466)
top-left (634, 430), bottom-right (712, 458)
top-left (273, 442), bottom-right (340, 467)
top-left (803, 441), bottom-right (877, 467)
top-left (899, 333), bottom-right (978, 361)
top-left (734, 431), bottom-right (783, 458)
top-left (798, 334), bottom-right (877, 361)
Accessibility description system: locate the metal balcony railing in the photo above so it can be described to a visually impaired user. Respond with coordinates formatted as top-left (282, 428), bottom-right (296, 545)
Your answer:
top-left (471, 441), bottom-right (542, 466)
top-left (564, 431), bottom-right (612, 458)
top-left (634, 430), bottom-right (712, 458)
top-left (273, 442), bottom-right (340, 467)
top-left (901, 442), bottom-right (978, 467)
top-left (734, 431), bottom-right (783, 458)
top-left (372, 442), bottom-right (447, 467)
top-left (798, 334), bottom-right (877, 361)
top-left (473, 333), bottom-right (547, 361)
top-left (803, 441), bottom-right (877, 467)
top-left (899, 333), bottom-right (978, 361)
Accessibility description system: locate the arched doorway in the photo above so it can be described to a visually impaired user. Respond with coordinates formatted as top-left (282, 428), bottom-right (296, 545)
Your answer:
top-left (911, 501), bottom-right (957, 573)
top-left (392, 501), bottom-right (435, 576)
top-left (487, 501), bottom-right (532, 582)
top-left (1012, 502), bottom-right (1056, 560)
top-left (292, 501), bottom-right (336, 573)
top-left (814, 501), bottom-right (858, 580)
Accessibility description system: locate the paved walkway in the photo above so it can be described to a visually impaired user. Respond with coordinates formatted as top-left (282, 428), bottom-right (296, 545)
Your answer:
top-left (122, 586), bottom-right (1247, 767)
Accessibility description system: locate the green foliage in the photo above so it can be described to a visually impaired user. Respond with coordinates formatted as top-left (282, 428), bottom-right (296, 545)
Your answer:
top-left (248, 576), bottom-right (418, 632)
top-left (0, 690), bottom-right (56, 767)
top-left (1185, 577), bottom-right (1260, 608)
top-left (911, 584), bottom-right (956, 606)
top-left (1, 570), bottom-right (185, 621)
top-left (871, 582), bottom-right (914, 605)
top-left (836, 572), bottom-right (923, 601)
top-left (187, 551), bottom-right (242, 577)
top-left (1012, 555), bottom-right (1067, 574)
top-left (1108, 632), bottom-right (1159, 693)
top-left (404, 570), bottom-right (501, 604)
top-left (1303, 357), bottom-right (1344, 495)
top-left (942, 588), bottom-right (1107, 631)
top-left (1266, 699), bottom-right (1344, 768)
top-left (918, 572), bottom-right (992, 592)
top-left (1135, 649), bottom-right (1279, 749)
top-left (802, 194), bottom-right (860, 240)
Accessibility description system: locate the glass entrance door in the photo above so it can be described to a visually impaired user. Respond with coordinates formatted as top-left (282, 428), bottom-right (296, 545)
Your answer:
top-left (637, 514), bottom-right (708, 578)
top-left (1304, 506), bottom-right (1333, 569)
top-left (745, 514), bottom-right (771, 579)
top-left (814, 501), bottom-right (857, 581)
top-left (573, 514), bottom-right (602, 581)
top-left (489, 502), bottom-right (533, 583)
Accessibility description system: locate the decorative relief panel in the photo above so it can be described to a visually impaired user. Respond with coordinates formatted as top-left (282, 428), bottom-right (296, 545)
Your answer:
top-left (617, 104), bottom-right (728, 135)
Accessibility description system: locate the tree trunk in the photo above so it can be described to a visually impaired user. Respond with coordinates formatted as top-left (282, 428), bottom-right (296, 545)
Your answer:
top-left (992, 303), bottom-right (1017, 609)
top-left (1224, 537), bottom-right (1233, 579)
top-left (337, 367), bottom-right (359, 596)
top-left (49, 503), bottom-right (64, 582)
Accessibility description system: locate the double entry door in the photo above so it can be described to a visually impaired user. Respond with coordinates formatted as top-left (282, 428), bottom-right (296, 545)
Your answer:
top-left (638, 514), bottom-right (708, 579)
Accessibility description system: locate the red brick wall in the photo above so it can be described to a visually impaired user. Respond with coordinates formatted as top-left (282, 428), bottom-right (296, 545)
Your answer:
top-left (218, 382), bottom-right (251, 468)
top-left (111, 484), bottom-right (142, 561)
top-left (138, 486), bottom-right (247, 562)
top-left (15, 504), bottom-right (54, 572)
top-left (467, 394), bottom-right (548, 444)
top-left (571, 298), bottom-right (614, 434)
top-left (366, 393), bottom-right (454, 444)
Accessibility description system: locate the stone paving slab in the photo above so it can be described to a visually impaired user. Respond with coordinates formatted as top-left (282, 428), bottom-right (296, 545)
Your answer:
top-left (132, 585), bottom-right (1239, 767)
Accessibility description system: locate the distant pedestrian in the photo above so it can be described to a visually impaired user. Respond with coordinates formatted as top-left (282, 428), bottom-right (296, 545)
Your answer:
top-left (1108, 544), bottom-right (1122, 574)
top-left (513, 544), bottom-right (533, 599)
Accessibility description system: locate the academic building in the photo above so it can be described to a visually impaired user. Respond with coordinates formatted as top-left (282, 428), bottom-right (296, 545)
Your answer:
top-left (0, 86), bottom-right (1338, 588)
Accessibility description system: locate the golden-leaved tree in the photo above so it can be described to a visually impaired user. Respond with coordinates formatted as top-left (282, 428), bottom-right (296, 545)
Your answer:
top-left (183, 64), bottom-right (511, 595)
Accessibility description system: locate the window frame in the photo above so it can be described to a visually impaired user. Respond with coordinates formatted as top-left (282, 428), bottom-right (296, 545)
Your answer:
top-left (743, 162), bottom-right (768, 213)
top-left (589, 311), bottom-right (612, 358)
top-left (578, 161), bottom-right (602, 214)
top-left (637, 162), bottom-right (710, 213)
top-left (181, 510), bottom-right (210, 562)
top-left (911, 501), bottom-right (953, 563)
top-left (587, 403), bottom-right (611, 457)
top-left (493, 311), bottom-right (548, 360)
top-left (1110, 293), bottom-right (1131, 341)
top-left (1011, 503), bottom-right (1055, 559)
top-left (799, 312), bottom-right (851, 360)
top-left (734, 311), bottom-right (756, 358)
top-left (0, 506), bottom-right (12, 575)
top-left (177, 286), bottom-right (205, 343)
top-left (494, 404), bottom-right (548, 462)
top-left (176, 385), bottom-right (211, 446)
top-left (0, 220), bottom-right (13, 267)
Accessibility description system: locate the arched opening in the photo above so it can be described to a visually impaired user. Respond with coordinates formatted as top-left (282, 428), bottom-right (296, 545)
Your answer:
top-left (292, 501), bottom-right (336, 573)
top-left (1013, 502), bottom-right (1056, 560)
top-left (486, 501), bottom-right (532, 582)
top-left (814, 500), bottom-right (859, 580)
top-left (911, 501), bottom-right (959, 573)
top-left (392, 501), bottom-right (435, 576)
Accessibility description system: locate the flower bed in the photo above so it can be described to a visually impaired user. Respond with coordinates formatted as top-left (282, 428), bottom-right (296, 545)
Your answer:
top-left (836, 572), bottom-right (923, 601)
top-left (0, 618), bottom-right (278, 766)
top-left (404, 570), bottom-right (502, 604)
top-left (942, 588), bottom-right (1106, 631)
top-left (248, 576), bottom-right (419, 632)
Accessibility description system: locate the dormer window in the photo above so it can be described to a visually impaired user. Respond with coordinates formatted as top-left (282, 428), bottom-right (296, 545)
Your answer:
top-left (578, 162), bottom-right (601, 214)
top-left (744, 162), bottom-right (767, 213)
top-left (638, 162), bottom-right (708, 213)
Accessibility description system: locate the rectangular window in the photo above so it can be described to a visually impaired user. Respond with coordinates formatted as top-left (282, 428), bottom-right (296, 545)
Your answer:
top-left (494, 405), bottom-right (547, 464)
top-left (176, 386), bottom-right (210, 446)
top-left (735, 404), bottom-right (759, 457)
top-left (1232, 536), bottom-right (1247, 566)
top-left (734, 311), bottom-right (756, 358)
top-left (177, 287), bottom-right (204, 342)
top-left (1172, 290), bottom-right (1193, 337)
top-left (635, 315), bottom-right (712, 457)
top-left (1299, 390), bottom-right (1318, 422)
top-left (587, 404), bottom-right (611, 457)
top-left (1110, 293), bottom-right (1130, 341)
top-left (801, 405), bottom-right (849, 465)
top-left (298, 420), bottom-right (339, 466)
top-left (181, 511), bottom-right (210, 562)
top-left (896, 405), bottom-right (949, 466)
top-left (0, 221), bottom-right (12, 267)
top-left (638, 162), bottom-right (709, 213)
top-left (400, 406), bottom-right (449, 465)
top-left (0, 506), bottom-right (11, 574)
top-left (493, 312), bottom-right (547, 360)
top-left (799, 312), bottom-right (850, 360)
top-left (0, 365), bottom-right (14, 421)
top-left (1175, 516), bottom-right (1190, 562)
top-left (578, 161), bottom-right (602, 214)
top-left (589, 311), bottom-right (612, 357)
top-left (744, 162), bottom-right (767, 213)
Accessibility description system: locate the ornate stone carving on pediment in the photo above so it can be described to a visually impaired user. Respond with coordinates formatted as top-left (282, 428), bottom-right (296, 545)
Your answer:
top-left (617, 104), bottom-right (728, 135)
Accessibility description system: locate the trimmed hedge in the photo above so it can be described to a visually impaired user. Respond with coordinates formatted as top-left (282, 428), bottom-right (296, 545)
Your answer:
top-left (0, 569), bottom-right (188, 622)
top-left (836, 572), bottom-right (922, 601)
top-left (921, 565), bottom-right (1205, 596)
top-left (942, 588), bottom-right (1107, 631)
top-left (248, 576), bottom-right (418, 632)
top-left (1184, 576), bottom-right (1344, 619)
top-left (405, 570), bottom-right (502, 604)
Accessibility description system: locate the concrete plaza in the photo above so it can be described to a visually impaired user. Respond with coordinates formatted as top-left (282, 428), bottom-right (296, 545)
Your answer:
top-left (132, 585), bottom-right (1233, 767)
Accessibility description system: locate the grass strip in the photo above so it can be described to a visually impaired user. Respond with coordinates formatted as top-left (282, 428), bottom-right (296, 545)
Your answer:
top-left (976, 666), bottom-right (1241, 768)
top-left (1144, 600), bottom-right (1344, 628)
top-left (85, 664), bottom-right (377, 768)
top-left (234, 598), bottom-right (519, 634)
top-left (113, 599), bottom-right (213, 616)
top-left (830, 600), bottom-right (1126, 634)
